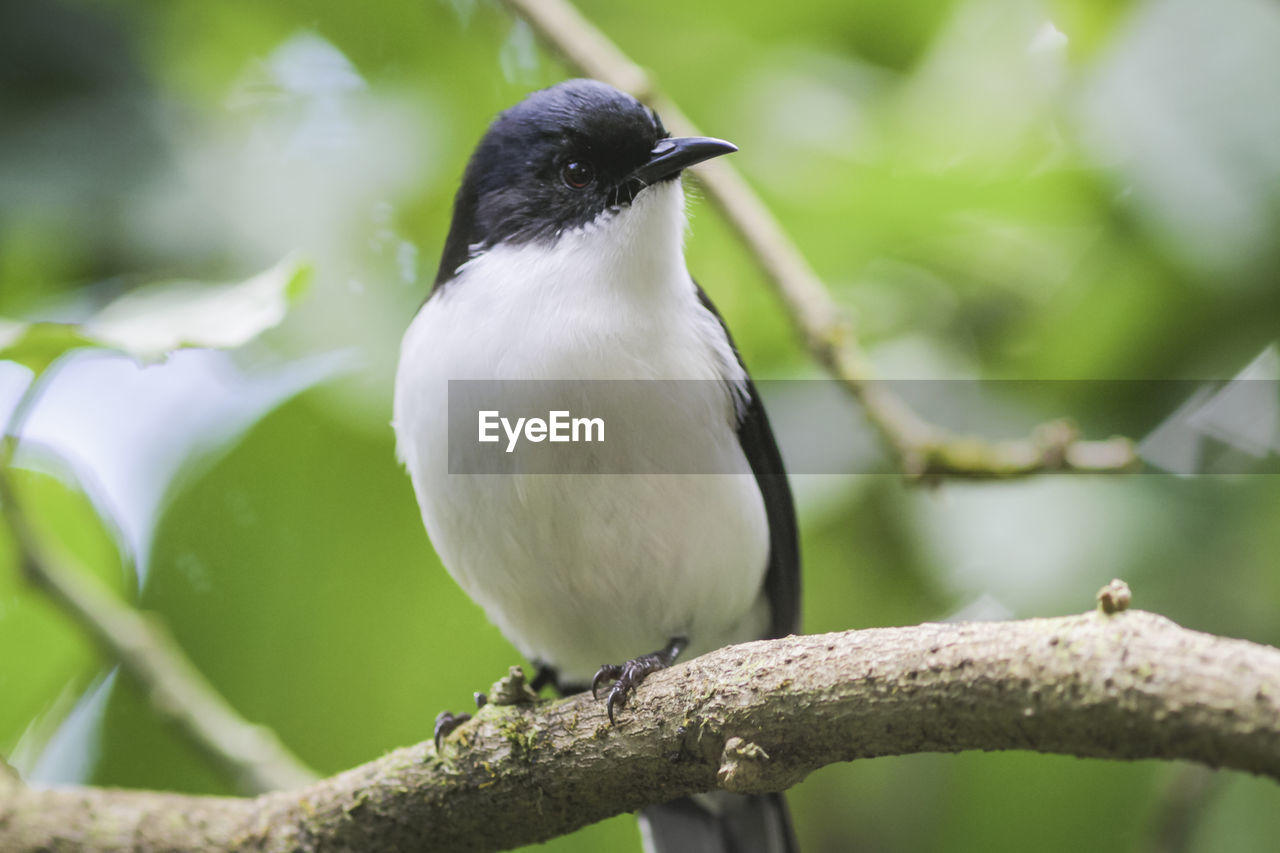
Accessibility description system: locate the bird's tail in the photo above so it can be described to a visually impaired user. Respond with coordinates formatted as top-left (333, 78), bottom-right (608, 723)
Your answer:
top-left (638, 791), bottom-right (797, 853)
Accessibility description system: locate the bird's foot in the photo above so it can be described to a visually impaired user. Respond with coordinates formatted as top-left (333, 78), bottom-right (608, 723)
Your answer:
top-left (591, 636), bottom-right (687, 724)
top-left (433, 711), bottom-right (470, 749)
top-left (433, 692), bottom-right (488, 749)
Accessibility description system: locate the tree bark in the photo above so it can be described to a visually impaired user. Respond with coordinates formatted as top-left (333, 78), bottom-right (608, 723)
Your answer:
top-left (3, 609), bottom-right (1278, 852)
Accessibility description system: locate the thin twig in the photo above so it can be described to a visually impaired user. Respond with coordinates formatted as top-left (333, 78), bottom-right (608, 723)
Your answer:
top-left (2, 608), bottom-right (1277, 852)
top-left (1, 378), bottom-right (317, 795)
top-left (500, 0), bottom-right (1141, 479)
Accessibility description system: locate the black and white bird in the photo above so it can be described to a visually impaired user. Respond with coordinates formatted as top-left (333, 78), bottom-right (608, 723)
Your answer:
top-left (393, 79), bottom-right (800, 853)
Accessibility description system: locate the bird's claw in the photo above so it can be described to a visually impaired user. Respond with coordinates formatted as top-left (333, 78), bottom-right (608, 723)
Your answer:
top-left (433, 710), bottom-right (472, 749)
top-left (591, 664), bottom-right (622, 700)
top-left (592, 664), bottom-right (631, 723)
top-left (591, 663), bottom-right (633, 724)
top-left (605, 681), bottom-right (630, 724)
top-left (591, 647), bottom-right (679, 725)
top-left (591, 665), bottom-right (633, 724)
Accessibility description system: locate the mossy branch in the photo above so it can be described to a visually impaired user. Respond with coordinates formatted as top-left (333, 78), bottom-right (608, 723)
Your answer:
top-left (3, 607), bottom-right (1277, 852)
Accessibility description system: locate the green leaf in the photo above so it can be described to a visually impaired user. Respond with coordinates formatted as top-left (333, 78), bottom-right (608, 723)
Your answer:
top-left (0, 255), bottom-right (312, 373)
top-left (0, 321), bottom-right (95, 375)
top-left (82, 254), bottom-right (313, 364)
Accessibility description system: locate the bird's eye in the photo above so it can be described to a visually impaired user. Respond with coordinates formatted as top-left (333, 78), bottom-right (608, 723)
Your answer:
top-left (561, 160), bottom-right (595, 189)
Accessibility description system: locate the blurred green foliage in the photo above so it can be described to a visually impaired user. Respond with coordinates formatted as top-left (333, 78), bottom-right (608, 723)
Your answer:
top-left (0, 465), bottom-right (127, 768)
top-left (2, 0), bottom-right (1279, 850)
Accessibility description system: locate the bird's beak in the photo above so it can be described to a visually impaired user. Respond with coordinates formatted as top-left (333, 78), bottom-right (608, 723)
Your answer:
top-left (630, 136), bottom-right (738, 185)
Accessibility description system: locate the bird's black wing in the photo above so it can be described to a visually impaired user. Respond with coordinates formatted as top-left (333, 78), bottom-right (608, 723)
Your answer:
top-left (695, 285), bottom-right (801, 638)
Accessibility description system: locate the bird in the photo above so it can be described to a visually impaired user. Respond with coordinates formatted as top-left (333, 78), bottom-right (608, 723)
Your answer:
top-left (393, 78), bottom-right (800, 853)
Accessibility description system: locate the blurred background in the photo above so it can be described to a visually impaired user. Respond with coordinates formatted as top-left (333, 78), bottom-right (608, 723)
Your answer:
top-left (2, 0), bottom-right (1279, 850)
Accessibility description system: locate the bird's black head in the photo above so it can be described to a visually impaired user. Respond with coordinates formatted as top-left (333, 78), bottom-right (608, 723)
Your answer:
top-left (433, 79), bottom-right (736, 288)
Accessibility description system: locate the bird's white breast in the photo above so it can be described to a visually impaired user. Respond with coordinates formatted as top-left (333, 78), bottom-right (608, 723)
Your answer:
top-left (393, 182), bottom-right (770, 682)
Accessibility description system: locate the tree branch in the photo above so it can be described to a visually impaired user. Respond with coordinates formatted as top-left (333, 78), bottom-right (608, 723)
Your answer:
top-left (3, 608), bottom-right (1276, 852)
top-left (499, 0), bottom-right (1141, 479)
